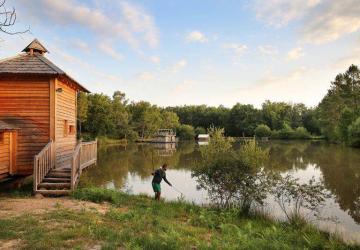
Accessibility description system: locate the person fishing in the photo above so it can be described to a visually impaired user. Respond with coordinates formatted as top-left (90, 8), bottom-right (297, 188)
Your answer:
top-left (151, 163), bottom-right (172, 201)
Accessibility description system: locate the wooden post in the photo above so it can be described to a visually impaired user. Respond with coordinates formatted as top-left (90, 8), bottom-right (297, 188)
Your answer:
top-left (33, 156), bottom-right (37, 193)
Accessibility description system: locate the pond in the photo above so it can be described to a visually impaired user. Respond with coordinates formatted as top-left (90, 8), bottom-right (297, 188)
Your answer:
top-left (80, 140), bottom-right (360, 243)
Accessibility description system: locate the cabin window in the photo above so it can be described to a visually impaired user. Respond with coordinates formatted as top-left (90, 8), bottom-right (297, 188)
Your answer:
top-left (69, 125), bottom-right (75, 135)
top-left (64, 120), bottom-right (68, 137)
top-left (0, 132), bottom-right (3, 144)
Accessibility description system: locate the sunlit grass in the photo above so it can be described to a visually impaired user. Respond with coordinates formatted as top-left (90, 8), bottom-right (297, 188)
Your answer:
top-left (0, 187), bottom-right (358, 249)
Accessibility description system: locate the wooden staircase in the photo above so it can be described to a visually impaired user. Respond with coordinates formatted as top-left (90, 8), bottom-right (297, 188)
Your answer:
top-left (33, 140), bottom-right (97, 196)
top-left (36, 167), bottom-right (71, 196)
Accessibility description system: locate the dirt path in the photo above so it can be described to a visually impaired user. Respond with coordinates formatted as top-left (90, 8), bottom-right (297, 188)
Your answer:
top-left (0, 197), bottom-right (110, 218)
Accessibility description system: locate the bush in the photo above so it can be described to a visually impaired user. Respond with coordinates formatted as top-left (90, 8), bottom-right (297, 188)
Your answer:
top-left (348, 117), bottom-right (360, 147)
top-left (193, 128), bottom-right (270, 212)
top-left (271, 125), bottom-right (293, 139)
top-left (292, 127), bottom-right (311, 139)
top-left (271, 126), bottom-right (311, 140)
top-left (176, 124), bottom-right (195, 140)
top-left (254, 124), bottom-right (272, 138)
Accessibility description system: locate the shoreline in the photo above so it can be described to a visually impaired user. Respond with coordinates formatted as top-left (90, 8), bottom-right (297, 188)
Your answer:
top-left (0, 188), bottom-right (359, 249)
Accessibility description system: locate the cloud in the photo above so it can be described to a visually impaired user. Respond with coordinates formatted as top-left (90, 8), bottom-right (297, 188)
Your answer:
top-left (258, 45), bottom-right (279, 56)
top-left (149, 56), bottom-right (160, 64)
top-left (173, 80), bottom-right (197, 92)
top-left (333, 47), bottom-right (360, 70)
top-left (98, 42), bottom-right (124, 61)
top-left (18, 0), bottom-right (159, 49)
top-left (257, 67), bottom-right (309, 85)
top-left (254, 0), bottom-right (322, 27)
top-left (170, 59), bottom-right (187, 73)
top-left (186, 31), bottom-right (208, 43)
top-left (120, 1), bottom-right (159, 48)
top-left (287, 47), bottom-right (304, 60)
top-left (223, 43), bottom-right (248, 56)
top-left (228, 67), bottom-right (328, 107)
top-left (301, 0), bottom-right (360, 44)
top-left (254, 0), bottom-right (360, 44)
top-left (71, 39), bottom-right (90, 54)
top-left (136, 71), bottom-right (155, 81)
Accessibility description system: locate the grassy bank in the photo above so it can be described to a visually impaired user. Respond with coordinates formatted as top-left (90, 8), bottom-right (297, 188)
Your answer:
top-left (1, 188), bottom-right (358, 249)
top-left (97, 136), bottom-right (128, 146)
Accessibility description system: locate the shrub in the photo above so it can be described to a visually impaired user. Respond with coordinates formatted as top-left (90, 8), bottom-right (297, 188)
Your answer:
top-left (278, 124), bottom-right (294, 139)
top-left (271, 126), bottom-right (311, 140)
top-left (193, 128), bottom-right (270, 213)
top-left (254, 124), bottom-right (272, 138)
top-left (272, 175), bottom-right (331, 227)
top-left (348, 117), bottom-right (360, 147)
top-left (292, 127), bottom-right (311, 139)
top-left (176, 124), bottom-right (195, 140)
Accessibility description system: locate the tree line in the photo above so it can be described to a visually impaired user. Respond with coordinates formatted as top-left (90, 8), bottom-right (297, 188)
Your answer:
top-left (77, 65), bottom-right (360, 147)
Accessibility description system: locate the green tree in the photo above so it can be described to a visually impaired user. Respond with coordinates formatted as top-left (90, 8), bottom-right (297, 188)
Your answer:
top-left (254, 124), bottom-right (272, 138)
top-left (302, 108), bottom-right (321, 135)
top-left (85, 93), bottom-right (113, 136)
top-left (176, 124), bottom-right (195, 140)
top-left (338, 108), bottom-right (355, 142)
top-left (161, 111), bottom-right (180, 129)
top-left (111, 91), bottom-right (129, 139)
top-left (293, 127), bottom-right (311, 139)
top-left (77, 92), bottom-right (88, 124)
top-left (318, 65), bottom-right (360, 143)
top-left (348, 117), bottom-right (360, 147)
top-left (129, 101), bottom-right (162, 138)
top-left (227, 103), bottom-right (260, 136)
top-left (194, 126), bottom-right (206, 135)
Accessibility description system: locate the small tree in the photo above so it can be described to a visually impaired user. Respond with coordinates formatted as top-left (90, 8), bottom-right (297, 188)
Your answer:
top-left (272, 175), bottom-right (331, 226)
top-left (254, 124), bottom-right (272, 138)
top-left (193, 128), bottom-right (271, 213)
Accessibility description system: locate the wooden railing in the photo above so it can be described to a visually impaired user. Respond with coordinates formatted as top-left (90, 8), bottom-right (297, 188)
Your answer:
top-left (80, 140), bottom-right (97, 170)
top-left (71, 140), bottom-right (97, 190)
top-left (33, 140), bottom-right (55, 192)
top-left (71, 143), bottom-right (82, 190)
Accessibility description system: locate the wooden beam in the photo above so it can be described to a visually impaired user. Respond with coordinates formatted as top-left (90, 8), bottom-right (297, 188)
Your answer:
top-left (49, 78), bottom-right (56, 141)
top-left (11, 131), bottom-right (17, 175)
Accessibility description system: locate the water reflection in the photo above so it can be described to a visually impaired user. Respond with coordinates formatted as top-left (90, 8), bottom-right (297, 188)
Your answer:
top-left (80, 140), bottom-right (360, 241)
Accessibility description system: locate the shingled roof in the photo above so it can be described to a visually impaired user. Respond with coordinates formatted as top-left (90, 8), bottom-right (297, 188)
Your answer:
top-left (0, 39), bottom-right (89, 92)
top-left (0, 120), bottom-right (19, 131)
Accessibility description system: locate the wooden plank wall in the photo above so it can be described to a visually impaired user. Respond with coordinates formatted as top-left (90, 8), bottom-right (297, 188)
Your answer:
top-left (0, 81), bottom-right (50, 175)
top-left (55, 80), bottom-right (77, 168)
top-left (0, 131), bottom-right (10, 175)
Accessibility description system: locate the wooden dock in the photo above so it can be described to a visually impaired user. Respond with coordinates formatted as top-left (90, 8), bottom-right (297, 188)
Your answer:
top-left (33, 140), bottom-right (97, 196)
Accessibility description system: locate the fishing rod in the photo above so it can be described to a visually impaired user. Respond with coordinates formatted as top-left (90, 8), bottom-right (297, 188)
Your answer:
top-left (171, 185), bottom-right (185, 196)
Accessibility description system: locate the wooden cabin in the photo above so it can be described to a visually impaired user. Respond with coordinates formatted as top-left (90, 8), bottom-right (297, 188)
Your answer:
top-left (0, 39), bottom-right (95, 191)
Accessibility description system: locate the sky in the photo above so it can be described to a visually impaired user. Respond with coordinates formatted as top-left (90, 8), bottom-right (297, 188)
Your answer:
top-left (1, 0), bottom-right (360, 108)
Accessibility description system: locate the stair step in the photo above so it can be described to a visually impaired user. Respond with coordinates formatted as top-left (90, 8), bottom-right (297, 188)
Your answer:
top-left (35, 189), bottom-right (70, 196)
top-left (47, 172), bottom-right (71, 178)
top-left (38, 182), bottom-right (71, 189)
top-left (52, 168), bottom-right (71, 173)
top-left (42, 177), bottom-right (71, 183)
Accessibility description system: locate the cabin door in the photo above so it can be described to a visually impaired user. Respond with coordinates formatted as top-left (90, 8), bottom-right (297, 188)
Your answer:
top-left (0, 131), bottom-right (17, 177)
